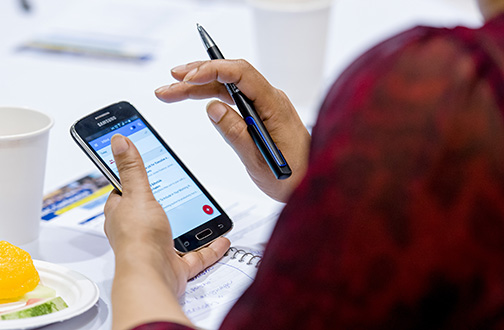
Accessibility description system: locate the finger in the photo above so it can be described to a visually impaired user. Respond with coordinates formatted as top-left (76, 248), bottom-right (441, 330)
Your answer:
top-left (170, 61), bottom-right (205, 81)
top-left (173, 59), bottom-right (275, 104)
top-left (206, 100), bottom-right (269, 173)
top-left (104, 189), bottom-right (121, 215)
top-left (110, 134), bottom-right (152, 198)
top-left (183, 237), bottom-right (231, 279)
top-left (206, 100), bottom-right (251, 149)
top-left (155, 81), bottom-right (233, 104)
top-left (103, 190), bottom-right (121, 239)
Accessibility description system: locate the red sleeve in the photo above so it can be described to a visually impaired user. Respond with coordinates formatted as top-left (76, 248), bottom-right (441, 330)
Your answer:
top-left (219, 18), bottom-right (504, 329)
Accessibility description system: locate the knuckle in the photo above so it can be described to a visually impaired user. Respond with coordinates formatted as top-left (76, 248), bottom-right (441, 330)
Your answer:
top-left (193, 250), bottom-right (206, 270)
top-left (234, 59), bottom-right (250, 69)
top-left (117, 156), bottom-right (142, 175)
top-left (275, 88), bottom-right (288, 99)
top-left (223, 120), bottom-right (246, 145)
top-left (223, 59), bottom-right (251, 85)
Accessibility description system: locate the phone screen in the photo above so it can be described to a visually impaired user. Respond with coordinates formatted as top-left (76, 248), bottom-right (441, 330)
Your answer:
top-left (85, 115), bottom-right (221, 239)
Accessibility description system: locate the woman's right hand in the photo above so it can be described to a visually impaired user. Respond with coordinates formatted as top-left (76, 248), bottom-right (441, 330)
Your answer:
top-left (155, 59), bottom-right (311, 202)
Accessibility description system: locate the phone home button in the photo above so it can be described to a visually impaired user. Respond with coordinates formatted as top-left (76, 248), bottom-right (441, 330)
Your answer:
top-left (195, 228), bottom-right (213, 241)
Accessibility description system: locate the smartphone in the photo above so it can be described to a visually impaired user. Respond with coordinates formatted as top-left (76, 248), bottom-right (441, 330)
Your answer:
top-left (70, 101), bottom-right (233, 253)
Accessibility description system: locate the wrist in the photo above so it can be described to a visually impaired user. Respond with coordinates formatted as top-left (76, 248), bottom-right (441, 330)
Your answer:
top-left (114, 240), bottom-right (170, 268)
top-left (114, 242), bottom-right (180, 293)
top-left (111, 245), bottom-right (192, 329)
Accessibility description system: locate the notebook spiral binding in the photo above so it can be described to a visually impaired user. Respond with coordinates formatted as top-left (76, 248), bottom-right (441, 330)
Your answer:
top-left (225, 247), bottom-right (262, 268)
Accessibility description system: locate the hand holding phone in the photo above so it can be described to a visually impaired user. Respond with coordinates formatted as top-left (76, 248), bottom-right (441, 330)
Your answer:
top-left (70, 101), bottom-right (233, 253)
top-left (104, 133), bottom-right (231, 309)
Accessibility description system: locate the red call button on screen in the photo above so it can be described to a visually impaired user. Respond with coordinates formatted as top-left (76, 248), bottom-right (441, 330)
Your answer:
top-left (203, 205), bottom-right (214, 215)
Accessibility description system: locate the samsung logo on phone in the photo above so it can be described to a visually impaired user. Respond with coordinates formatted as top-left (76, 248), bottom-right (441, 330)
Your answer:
top-left (97, 116), bottom-right (117, 127)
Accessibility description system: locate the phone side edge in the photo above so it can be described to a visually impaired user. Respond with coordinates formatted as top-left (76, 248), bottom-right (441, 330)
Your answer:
top-left (69, 123), bottom-right (123, 194)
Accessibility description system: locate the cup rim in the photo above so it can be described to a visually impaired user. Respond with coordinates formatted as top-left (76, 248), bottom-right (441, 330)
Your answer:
top-left (248, 0), bottom-right (333, 12)
top-left (0, 106), bottom-right (54, 141)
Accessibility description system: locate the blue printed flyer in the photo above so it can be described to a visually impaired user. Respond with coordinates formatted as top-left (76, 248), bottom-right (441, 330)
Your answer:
top-left (41, 172), bottom-right (112, 236)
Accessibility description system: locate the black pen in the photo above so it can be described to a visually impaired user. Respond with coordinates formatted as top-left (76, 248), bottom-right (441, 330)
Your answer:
top-left (197, 24), bottom-right (292, 180)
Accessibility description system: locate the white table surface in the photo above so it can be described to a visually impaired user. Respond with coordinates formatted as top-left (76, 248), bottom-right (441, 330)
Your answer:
top-left (0, 0), bottom-right (481, 328)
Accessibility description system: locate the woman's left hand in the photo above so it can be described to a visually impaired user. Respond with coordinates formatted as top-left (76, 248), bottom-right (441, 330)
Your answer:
top-left (104, 134), bottom-right (230, 329)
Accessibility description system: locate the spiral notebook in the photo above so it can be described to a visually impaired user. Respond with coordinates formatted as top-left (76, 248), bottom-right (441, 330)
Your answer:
top-left (179, 246), bottom-right (263, 330)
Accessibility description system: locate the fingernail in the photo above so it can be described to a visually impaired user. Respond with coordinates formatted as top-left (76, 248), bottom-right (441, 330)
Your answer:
top-left (171, 64), bottom-right (186, 73)
top-left (155, 85), bottom-right (168, 94)
top-left (111, 134), bottom-right (129, 155)
top-left (156, 83), bottom-right (178, 94)
top-left (207, 101), bottom-right (227, 123)
top-left (183, 68), bottom-right (198, 82)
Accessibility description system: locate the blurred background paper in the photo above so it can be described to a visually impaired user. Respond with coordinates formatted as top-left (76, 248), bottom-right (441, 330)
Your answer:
top-left (17, 0), bottom-right (186, 62)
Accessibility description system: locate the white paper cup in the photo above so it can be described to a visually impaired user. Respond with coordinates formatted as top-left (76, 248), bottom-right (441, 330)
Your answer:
top-left (0, 107), bottom-right (53, 245)
top-left (249, 0), bottom-right (333, 111)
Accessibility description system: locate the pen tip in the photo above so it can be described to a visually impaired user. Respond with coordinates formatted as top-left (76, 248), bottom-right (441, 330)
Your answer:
top-left (196, 23), bottom-right (201, 30)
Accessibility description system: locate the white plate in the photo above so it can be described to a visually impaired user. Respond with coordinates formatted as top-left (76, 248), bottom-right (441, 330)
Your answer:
top-left (0, 260), bottom-right (100, 330)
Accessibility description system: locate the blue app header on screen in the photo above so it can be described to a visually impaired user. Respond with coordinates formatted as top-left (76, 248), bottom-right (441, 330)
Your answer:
top-left (88, 118), bottom-right (144, 151)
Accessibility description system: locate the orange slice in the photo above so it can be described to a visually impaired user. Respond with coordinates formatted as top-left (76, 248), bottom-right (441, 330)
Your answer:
top-left (0, 241), bottom-right (40, 301)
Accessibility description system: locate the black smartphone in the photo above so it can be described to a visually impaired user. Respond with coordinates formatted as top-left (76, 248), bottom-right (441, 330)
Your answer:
top-left (70, 101), bottom-right (233, 253)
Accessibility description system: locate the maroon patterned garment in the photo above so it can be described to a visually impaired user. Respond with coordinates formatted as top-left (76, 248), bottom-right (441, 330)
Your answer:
top-left (133, 14), bottom-right (504, 330)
